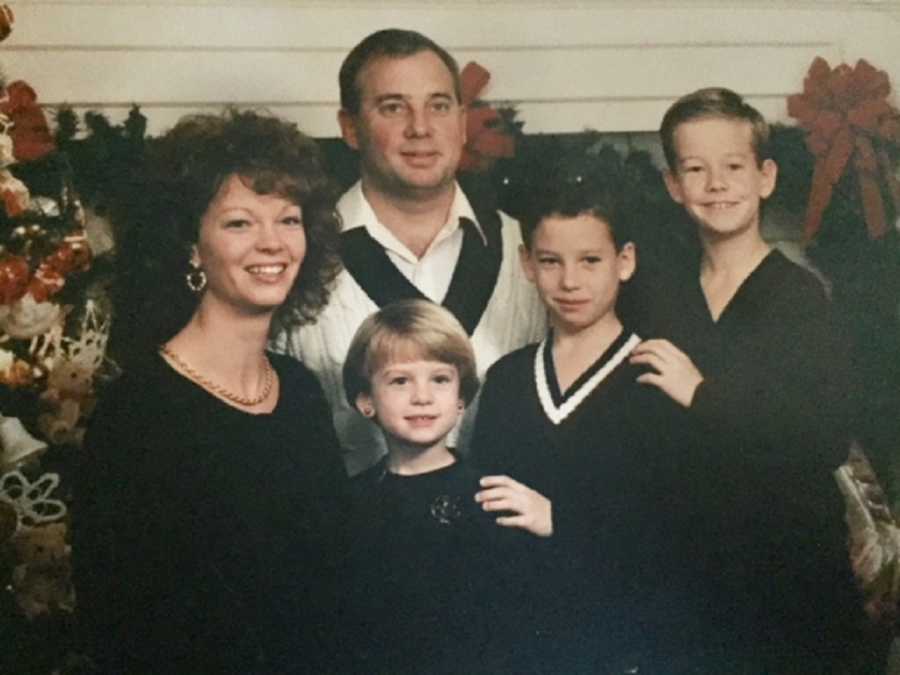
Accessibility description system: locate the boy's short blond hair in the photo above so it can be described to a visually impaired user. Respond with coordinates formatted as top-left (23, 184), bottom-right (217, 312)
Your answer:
top-left (343, 299), bottom-right (479, 407)
top-left (660, 87), bottom-right (771, 170)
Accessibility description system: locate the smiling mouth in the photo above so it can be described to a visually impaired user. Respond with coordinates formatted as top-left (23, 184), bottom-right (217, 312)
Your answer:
top-left (556, 299), bottom-right (588, 309)
top-left (402, 151), bottom-right (439, 164)
top-left (405, 414), bottom-right (438, 425)
top-left (247, 264), bottom-right (287, 276)
top-left (703, 201), bottom-right (739, 210)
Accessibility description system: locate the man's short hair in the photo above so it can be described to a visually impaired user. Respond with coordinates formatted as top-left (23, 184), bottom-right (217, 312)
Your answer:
top-left (343, 299), bottom-right (479, 407)
top-left (659, 87), bottom-right (771, 170)
top-left (339, 28), bottom-right (462, 114)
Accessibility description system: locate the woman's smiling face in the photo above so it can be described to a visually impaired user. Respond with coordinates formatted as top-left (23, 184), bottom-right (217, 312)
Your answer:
top-left (193, 174), bottom-right (306, 317)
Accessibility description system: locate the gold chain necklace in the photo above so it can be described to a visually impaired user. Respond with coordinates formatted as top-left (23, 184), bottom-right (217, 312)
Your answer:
top-left (160, 344), bottom-right (274, 407)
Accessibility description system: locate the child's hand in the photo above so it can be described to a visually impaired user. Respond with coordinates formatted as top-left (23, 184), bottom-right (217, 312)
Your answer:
top-left (475, 475), bottom-right (553, 538)
top-left (630, 338), bottom-right (704, 408)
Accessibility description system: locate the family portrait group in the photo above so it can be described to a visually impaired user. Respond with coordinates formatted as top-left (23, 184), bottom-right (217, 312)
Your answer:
top-left (3, 7), bottom-right (900, 675)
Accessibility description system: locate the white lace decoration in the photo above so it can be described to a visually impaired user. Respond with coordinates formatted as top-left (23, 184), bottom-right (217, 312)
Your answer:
top-left (0, 470), bottom-right (67, 527)
top-left (534, 333), bottom-right (641, 426)
top-left (27, 300), bottom-right (109, 391)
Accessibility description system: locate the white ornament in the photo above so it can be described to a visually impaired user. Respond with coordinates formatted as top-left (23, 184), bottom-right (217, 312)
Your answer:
top-left (0, 416), bottom-right (47, 469)
top-left (0, 470), bottom-right (66, 527)
top-left (0, 293), bottom-right (63, 340)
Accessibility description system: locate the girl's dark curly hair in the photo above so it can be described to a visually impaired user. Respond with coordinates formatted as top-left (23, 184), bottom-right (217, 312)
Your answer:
top-left (109, 109), bottom-right (341, 365)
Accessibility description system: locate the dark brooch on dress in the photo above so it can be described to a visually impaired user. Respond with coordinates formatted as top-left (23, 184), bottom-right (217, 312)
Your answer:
top-left (430, 495), bottom-right (462, 525)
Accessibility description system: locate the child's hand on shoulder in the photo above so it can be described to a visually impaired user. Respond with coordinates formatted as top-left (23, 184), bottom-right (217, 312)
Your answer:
top-left (475, 475), bottom-right (553, 538)
top-left (630, 338), bottom-right (704, 408)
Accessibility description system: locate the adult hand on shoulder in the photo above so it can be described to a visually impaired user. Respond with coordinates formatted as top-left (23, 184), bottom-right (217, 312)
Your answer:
top-left (630, 339), bottom-right (704, 408)
top-left (475, 475), bottom-right (553, 538)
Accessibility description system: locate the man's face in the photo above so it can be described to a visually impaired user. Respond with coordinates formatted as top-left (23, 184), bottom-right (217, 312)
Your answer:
top-left (339, 50), bottom-right (466, 200)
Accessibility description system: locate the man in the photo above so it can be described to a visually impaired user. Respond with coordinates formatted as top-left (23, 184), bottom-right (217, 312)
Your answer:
top-left (282, 29), bottom-right (545, 475)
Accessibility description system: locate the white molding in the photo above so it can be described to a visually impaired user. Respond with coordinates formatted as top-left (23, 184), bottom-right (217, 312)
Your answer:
top-left (4, 1), bottom-right (898, 134)
top-left (11, 0), bottom-right (900, 6)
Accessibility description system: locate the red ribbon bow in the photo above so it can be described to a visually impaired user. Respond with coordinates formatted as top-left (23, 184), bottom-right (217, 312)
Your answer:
top-left (0, 81), bottom-right (57, 163)
top-left (787, 57), bottom-right (900, 240)
top-left (0, 234), bottom-right (92, 306)
top-left (458, 62), bottom-right (516, 173)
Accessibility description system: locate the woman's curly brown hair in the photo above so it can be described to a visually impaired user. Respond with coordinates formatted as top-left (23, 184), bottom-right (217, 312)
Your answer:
top-left (110, 109), bottom-right (341, 364)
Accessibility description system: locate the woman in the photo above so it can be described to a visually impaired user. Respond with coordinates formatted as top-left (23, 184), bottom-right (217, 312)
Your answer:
top-left (74, 110), bottom-right (345, 674)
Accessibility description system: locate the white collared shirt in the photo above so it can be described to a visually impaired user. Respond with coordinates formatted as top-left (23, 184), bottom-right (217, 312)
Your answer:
top-left (338, 181), bottom-right (486, 303)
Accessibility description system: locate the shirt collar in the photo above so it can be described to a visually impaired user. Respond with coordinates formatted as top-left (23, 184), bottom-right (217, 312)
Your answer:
top-left (337, 180), bottom-right (487, 250)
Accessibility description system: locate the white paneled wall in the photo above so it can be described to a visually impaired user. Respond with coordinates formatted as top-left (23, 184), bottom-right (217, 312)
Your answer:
top-left (2, 1), bottom-right (899, 137)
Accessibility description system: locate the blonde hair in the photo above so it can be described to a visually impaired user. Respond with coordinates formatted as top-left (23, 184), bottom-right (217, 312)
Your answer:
top-left (343, 300), bottom-right (479, 406)
top-left (660, 87), bottom-right (770, 170)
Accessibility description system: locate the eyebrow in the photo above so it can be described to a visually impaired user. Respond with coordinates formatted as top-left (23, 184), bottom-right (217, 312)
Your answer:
top-left (371, 92), bottom-right (455, 105)
top-left (679, 150), bottom-right (751, 161)
top-left (381, 363), bottom-right (455, 374)
top-left (373, 93), bottom-right (405, 104)
top-left (534, 248), bottom-right (606, 255)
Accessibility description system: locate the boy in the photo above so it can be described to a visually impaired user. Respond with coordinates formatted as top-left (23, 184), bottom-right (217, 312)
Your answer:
top-left (340, 299), bottom-right (530, 674)
top-left (630, 87), bottom-right (881, 670)
top-left (470, 177), bottom-right (692, 671)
